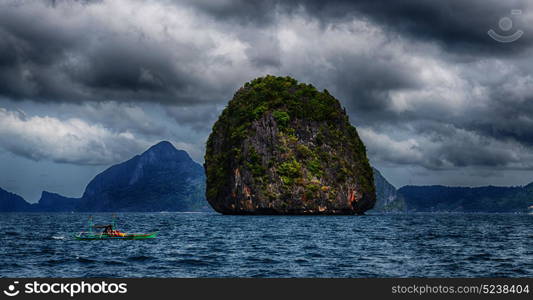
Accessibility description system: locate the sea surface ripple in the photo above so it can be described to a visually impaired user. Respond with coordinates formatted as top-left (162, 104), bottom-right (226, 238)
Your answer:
top-left (0, 213), bottom-right (531, 277)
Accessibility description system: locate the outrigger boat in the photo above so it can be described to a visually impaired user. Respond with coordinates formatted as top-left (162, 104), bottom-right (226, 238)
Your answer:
top-left (74, 216), bottom-right (158, 240)
top-left (75, 231), bottom-right (158, 240)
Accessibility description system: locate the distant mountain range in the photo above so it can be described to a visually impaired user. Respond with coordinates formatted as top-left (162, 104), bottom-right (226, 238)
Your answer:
top-left (397, 184), bottom-right (533, 213)
top-left (0, 187), bottom-right (34, 212)
top-left (0, 189), bottom-right (80, 212)
top-left (0, 141), bottom-right (210, 212)
top-left (35, 191), bottom-right (80, 212)
top-left (369, 169), bottom-right (533, 213)
top-left (1, 142), bottom-right (532, 213)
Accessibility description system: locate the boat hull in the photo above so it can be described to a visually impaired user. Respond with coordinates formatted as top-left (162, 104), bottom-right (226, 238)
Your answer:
top-left (74, 231), bottom-right (158, 240)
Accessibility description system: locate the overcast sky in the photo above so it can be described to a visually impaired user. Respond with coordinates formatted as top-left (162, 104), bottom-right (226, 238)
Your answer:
top-left (1, 0), bottom-right (533, 201)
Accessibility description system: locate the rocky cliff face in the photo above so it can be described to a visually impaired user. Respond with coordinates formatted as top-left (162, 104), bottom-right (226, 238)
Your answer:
top-left (205, 76), bottom-right (375, 214)
top-left (371, 168), bottom-right (403, 212)
top-left (78, 141), bottom-right (208, 212)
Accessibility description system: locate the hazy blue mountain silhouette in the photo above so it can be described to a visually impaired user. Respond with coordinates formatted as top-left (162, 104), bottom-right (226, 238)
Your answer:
top-left (77, 141), bottom-right (208, 212)
top-left (2, 141), bottom-right (531, 213)
top-left (0, 187), bottom-right (33, 212)
top-left (397, 184), bottom-right (533, 213)
top-left (0, 141), bottom-right (209, 212)
top-left (36, 191), bottom-right (80, 212)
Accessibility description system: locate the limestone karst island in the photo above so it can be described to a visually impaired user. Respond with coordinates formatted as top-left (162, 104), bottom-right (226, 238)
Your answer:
top-left (204, 75), bottom-right (376, 215)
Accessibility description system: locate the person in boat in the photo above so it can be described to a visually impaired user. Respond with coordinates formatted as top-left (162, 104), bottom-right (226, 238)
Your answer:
top-left (102, 225), bottom-right (114, 235)
top-left (97, 224), bottom-right (125, 237)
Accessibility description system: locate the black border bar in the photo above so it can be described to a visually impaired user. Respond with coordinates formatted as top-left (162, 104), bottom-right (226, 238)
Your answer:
top-left (0, 278), bottom-right (531, 299)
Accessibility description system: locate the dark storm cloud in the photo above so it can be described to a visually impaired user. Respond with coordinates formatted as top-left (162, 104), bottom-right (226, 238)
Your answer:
top-left (186, 0), bottom-right (533, 56)
top-left (1, 0), bottom-right (530, 104)
top-left (413, 121), bottom-right (531, 169)
top-left (165, 104), bottom-right (222, 133)
top-left (328, 54), bottom-right (421, 120)
top-left (1, 0), bottom-right (533, 176)
top-left (184, 0), bottom-right (533, 170)
top-left (362, 99), bottom-right (533, 170)
top-left (411, 61), bottom-right (533, 166)
top-left (70, 37), bottom-right (197, 101)
top-left (298, 0), bottom-right (532, 55)
top-left (0, 0), bottom-right (244, 104)
top-left (180, 0), bottom-right (280, 26)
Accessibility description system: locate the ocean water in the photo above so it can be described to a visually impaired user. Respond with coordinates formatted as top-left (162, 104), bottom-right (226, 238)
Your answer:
top-left (0, 212), bottom-right (531, 278)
